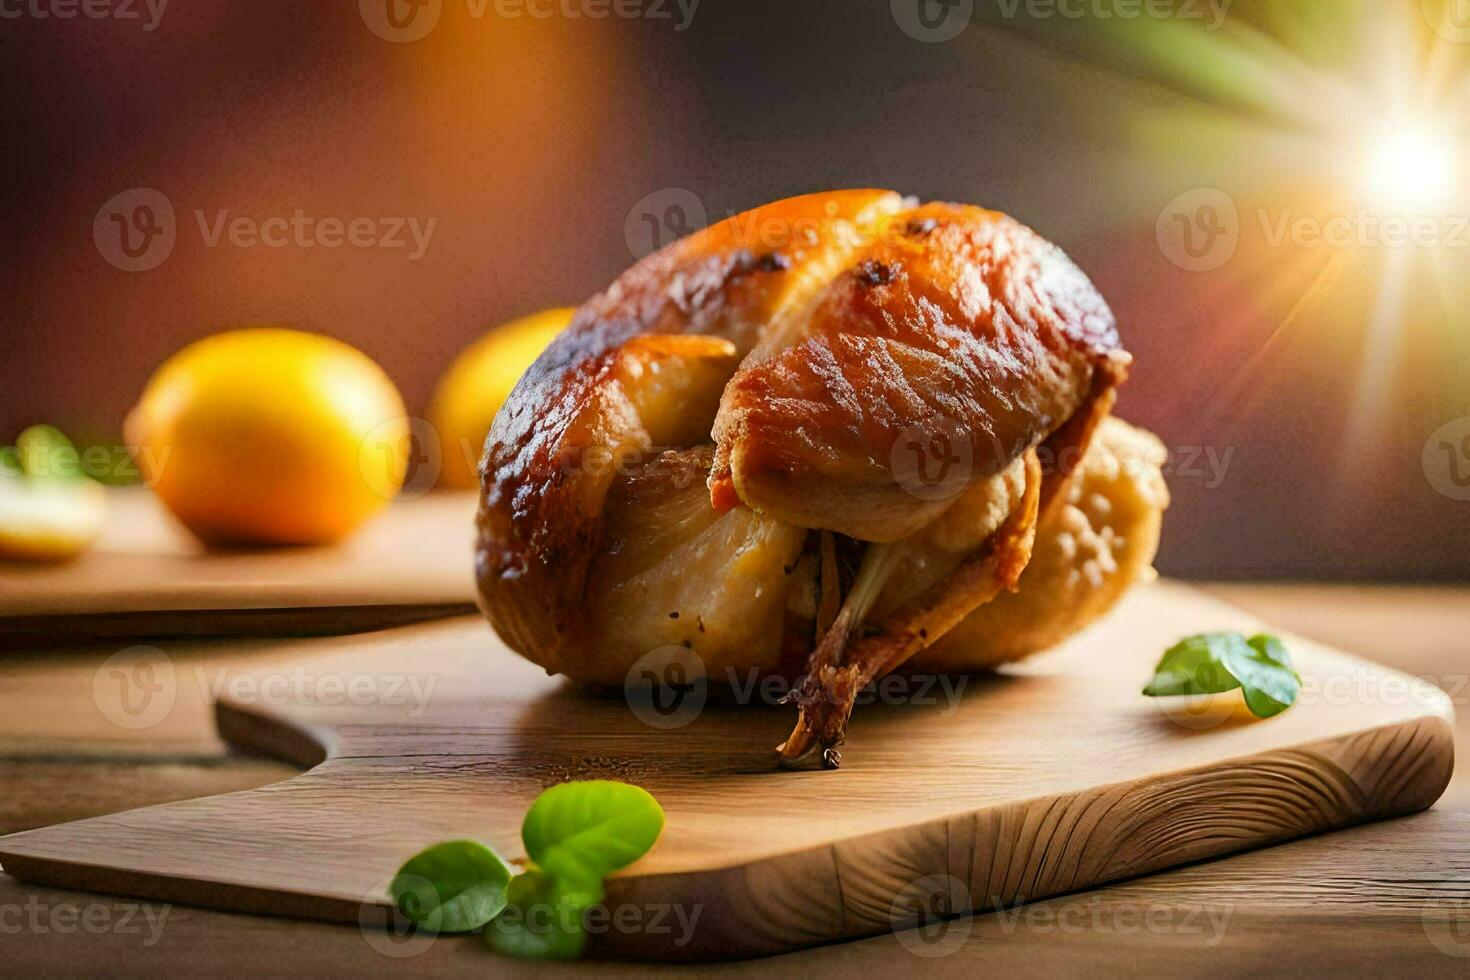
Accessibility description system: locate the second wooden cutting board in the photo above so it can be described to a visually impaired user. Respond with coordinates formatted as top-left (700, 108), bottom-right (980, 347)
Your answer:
top-left (0, 488), bottom-right (479, 644)
top-left (0, 583), bottom-right (1454, 960)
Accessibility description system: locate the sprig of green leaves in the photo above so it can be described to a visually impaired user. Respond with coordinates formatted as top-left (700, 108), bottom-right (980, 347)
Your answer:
top-left (4, 425), bottom-right (83, 481)
top-left (1143, 632), bottom-right (1302, 718)
top-left (389, 780), bottom-right (665, 961)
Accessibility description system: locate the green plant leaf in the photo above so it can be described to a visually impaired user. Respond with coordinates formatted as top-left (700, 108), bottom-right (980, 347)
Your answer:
top-left (390, 839), bottom-right (512, 934)
top-left (1246, 633), bottom-right (1293, 669)
top-left (1229, 634), bottom-right (1303, 718)
top-left (16, 425), bottom-right (82, 480)
top-left (520, 781), bottom-right (665, 886)
top-left (389, 782), bottom-right (667, 962)
top-left (483, 870), bottom-right (590, 961)
top-left (1141, 633), bottom-right (1245, 697)
top-left (1143, 632), bottom-right (1301, 719)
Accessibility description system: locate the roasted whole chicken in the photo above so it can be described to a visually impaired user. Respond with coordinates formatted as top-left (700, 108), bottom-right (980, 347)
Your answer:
top-left (475, 190), bottom-right (1168, 768)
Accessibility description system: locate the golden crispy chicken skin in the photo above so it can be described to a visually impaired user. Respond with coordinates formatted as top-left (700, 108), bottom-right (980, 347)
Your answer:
top-left (477, 190), bottom-right (903, 673)
top-left (712, 201), bottom-right (1121, 542)
top-left (475, 190), bottom-right (1163, 767)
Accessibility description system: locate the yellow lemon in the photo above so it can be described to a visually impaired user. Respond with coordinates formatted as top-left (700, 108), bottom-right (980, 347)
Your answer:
top-left (428, 308), bottom-right (574, 489)
top-left (125, 328), bottom-right (409, 546)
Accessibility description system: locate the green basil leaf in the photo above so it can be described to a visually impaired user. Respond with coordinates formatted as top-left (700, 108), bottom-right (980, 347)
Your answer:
top-left (484, 870), bottom-right (590, 961)
top-left (1141, 633), bottom-right (1245, 696)
top-left (390, 839), bottom-right (512, 934)
top-left (1246, 633), bottom-right (1293, 670)
top-left (1227, 634), bottom-right (1302, 719)
top-left (1144, 632), bottom-right (1301, 720)
top-left (521, 781), bottom-right (665, 885)
top-left (16, 425), bottom-right (82, 480)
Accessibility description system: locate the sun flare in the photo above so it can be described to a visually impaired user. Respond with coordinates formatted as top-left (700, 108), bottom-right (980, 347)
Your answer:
top-left (1362, 125), bottom-right (1458, 213)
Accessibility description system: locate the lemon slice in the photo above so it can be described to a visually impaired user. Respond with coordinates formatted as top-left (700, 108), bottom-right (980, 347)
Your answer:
top-left (0, 474), bottom-right (107, 562)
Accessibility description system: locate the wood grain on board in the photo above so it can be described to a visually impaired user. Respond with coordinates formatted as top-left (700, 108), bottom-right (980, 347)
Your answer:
top-left (0, 583), bottom-right (1455, 961)
top-left (5, 811), bottom-right (1469, 976)
top-left (0, 488), bottom-right (479, 643)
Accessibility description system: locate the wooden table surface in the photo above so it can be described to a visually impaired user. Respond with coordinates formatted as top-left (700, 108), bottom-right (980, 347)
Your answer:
top-left (2, 583), bottom-right (1467, 975)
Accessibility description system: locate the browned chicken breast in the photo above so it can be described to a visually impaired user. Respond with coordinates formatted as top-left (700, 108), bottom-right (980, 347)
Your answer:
top-left (475, 190), bottom-right (1167, 768)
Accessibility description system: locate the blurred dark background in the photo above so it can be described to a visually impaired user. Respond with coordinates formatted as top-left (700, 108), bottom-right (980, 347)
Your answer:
top-left (3, 0), bottom-right (1468, 580)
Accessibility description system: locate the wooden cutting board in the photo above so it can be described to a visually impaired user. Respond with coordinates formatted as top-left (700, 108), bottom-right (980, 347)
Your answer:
top-left (0, 583), bottom-right (1453, 961)
top-left (0, 488), bottom-right (479, 644)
